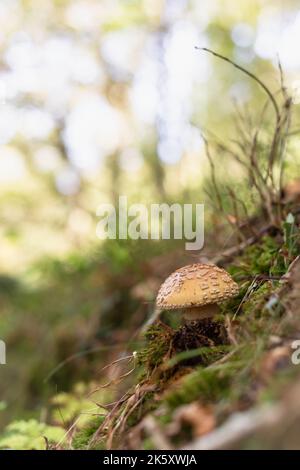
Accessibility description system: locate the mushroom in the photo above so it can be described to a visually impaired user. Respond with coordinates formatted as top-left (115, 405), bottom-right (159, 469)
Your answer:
top-left (156, 263), bottom-right (238, 323)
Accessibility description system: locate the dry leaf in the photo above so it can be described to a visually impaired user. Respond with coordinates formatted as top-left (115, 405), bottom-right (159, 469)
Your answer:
top-left (259, 345), bottom-right (291, 380)
top-left (167, 402), bottom-right (215, 438)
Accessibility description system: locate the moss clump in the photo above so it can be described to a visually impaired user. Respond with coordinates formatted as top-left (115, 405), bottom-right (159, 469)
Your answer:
top-left (229, 235), bottom-right (285, 279)
top-left (242, 283), bottom-right (274, 318)
top-left (138, 322), bottom-right (173, 372)
top-left (72, 416), bottom-right (105, 450)
top-left (164, 364), bottom-right (235, 409)
top-left (166, 345), bottom-right (230, 369)
top-left (0, 419), bottom-right (65, 450)
top-left (164, 338), bottom-right (262, 412)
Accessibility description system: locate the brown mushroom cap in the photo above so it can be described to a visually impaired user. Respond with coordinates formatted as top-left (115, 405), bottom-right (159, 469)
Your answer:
top-left (156, 263), bottom-right (238, 310)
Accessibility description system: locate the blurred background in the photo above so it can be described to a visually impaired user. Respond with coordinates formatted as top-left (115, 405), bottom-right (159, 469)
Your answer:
top-left (1, 0), bottom-right (300, 430)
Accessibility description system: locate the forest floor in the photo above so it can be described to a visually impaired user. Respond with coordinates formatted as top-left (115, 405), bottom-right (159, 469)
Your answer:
top-left (65, 208), bottom-right (300, 450)
top-left (0, 202), bottom-right (300, 450)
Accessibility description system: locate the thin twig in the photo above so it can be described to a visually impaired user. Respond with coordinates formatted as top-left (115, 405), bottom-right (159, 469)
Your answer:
top-left (196, 47), bottom-right (280, 120)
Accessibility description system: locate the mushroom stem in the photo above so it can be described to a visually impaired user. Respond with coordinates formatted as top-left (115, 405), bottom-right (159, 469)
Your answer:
top-left (183, 304), bottom-right (220, 322)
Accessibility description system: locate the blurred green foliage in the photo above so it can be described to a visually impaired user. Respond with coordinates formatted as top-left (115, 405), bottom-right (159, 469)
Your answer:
top-left (0, 419), bottom-right (64, 450)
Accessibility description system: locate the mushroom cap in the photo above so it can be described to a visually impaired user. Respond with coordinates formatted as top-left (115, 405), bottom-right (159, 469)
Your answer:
top-left (156, 263), bottom-right (238, 310)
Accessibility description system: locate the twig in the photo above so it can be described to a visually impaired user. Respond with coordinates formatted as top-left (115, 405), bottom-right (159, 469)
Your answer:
top-left (196, 47), bottom-right (280, 120)
top-left (141, 416), bottom-right (173, 450)
top-left (233, 277), bottom-right (262, 320)
top-left (202, 134), bottom-right (224, 214)
top-left (225, 315), bottom-right (238, 346)
top-left (237, 275), bottom-right (282, 282)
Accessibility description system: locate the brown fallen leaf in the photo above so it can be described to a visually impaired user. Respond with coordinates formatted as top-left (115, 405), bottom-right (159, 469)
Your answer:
top-left (283, 179), bottom-right (300, 203)
top-left (259, 345), bottom-right (291, 381)
top-left (167, 402), bottom-right (216, 438)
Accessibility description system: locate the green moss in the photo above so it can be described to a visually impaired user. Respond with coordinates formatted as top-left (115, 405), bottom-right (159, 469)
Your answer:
top-left (166, 345), bottom-right (231, 369)
top-left (242, 283), bottom-right (273, 318)
top-left (164, 338), bottom-right (265, 411)
top-left (138, 323), bottom-right (173, 372)
top-left (164, 363), bottom-right (236, 409)
top-left (142, 437), bottom-right (156, 450)
top-left (228, 235), bottom-right (286, 279)
top-left (72, 416), bottom-right (105, 450)
top-left (0, 419), bottom-right (65, 450)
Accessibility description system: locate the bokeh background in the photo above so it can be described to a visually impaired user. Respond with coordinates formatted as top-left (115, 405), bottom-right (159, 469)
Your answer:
top-left (1, 0), bottom-right (300, 429)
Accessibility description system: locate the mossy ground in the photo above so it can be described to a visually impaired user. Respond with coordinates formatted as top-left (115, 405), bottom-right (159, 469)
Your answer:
top-left (1, 215), bottom-right (299, 450)
top-left (84, 217), bottom-right (300, 450)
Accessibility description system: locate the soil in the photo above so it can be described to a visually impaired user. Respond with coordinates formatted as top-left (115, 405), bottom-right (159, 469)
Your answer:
top-left (172, 318), bottom-right (228, 365)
